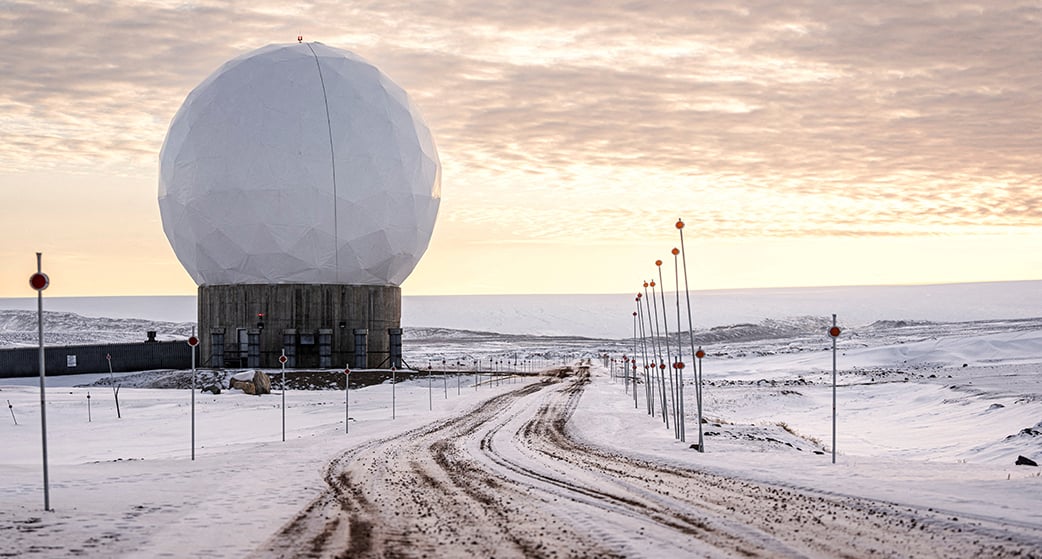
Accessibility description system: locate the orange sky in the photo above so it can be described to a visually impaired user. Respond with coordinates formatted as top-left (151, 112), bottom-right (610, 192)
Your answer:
top-left (2, 1), bottom-right (1040, 297)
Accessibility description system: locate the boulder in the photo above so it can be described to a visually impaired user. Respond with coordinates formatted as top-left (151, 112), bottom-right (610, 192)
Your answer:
top-left (1015, 455), bottom-right (1038, 467)
top-left (229, 370), bottom-right (272, 395)
top-left (229, 378), bottom-right (256, 394)
top-left (252, 370), bottom-right (272, 394)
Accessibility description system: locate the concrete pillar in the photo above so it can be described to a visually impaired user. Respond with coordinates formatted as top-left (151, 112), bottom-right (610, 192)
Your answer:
top-left (388, 328), bottom-right (403, 369)
top-left (353, 329), bottom-right (368, 369)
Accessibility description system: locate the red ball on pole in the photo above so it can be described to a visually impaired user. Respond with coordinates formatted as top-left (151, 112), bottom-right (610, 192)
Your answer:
top-left (29, 272), bottom-right (49, 291)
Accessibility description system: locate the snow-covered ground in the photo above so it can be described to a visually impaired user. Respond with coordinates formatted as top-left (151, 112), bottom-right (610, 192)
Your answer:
top-left (2, 283), bottom-right (1041, 556)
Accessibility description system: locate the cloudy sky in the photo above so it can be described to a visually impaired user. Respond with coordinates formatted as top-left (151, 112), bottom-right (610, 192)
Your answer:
top-left (2, 1), bottom-right (1041, 297)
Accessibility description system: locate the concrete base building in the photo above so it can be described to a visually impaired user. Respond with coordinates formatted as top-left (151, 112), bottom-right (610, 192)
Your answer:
top-left (199, 284), bottom-right (402, 370)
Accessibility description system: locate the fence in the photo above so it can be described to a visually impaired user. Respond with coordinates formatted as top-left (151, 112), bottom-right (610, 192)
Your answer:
top-left (0, 341), bottom-right (192, 379)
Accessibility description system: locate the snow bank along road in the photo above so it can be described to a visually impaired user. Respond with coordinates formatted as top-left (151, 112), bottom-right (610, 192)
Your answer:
top-left (254, 369), bottom-right (1041, 558)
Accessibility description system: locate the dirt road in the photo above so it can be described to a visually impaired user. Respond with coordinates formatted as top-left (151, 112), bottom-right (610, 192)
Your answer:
top-left (255, 371), bottom-right (1042, 558)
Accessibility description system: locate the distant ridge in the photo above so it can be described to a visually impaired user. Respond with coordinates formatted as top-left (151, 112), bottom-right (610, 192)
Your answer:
top-left (0, 280), bottom-right (1039, 339)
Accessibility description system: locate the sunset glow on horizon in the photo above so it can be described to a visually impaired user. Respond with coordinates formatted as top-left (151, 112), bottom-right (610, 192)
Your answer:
top-left (2, 1), bottom-right (1040, 297)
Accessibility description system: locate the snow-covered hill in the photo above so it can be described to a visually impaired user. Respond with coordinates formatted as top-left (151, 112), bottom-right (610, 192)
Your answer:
top-left (0, 309), bottom-right (194, 348)
top-left (2, 279), bottom-right (1040, 339)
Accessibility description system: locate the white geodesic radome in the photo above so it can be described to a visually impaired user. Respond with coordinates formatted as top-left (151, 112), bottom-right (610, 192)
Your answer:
top-left (159, 42), bottom-right (440, 286)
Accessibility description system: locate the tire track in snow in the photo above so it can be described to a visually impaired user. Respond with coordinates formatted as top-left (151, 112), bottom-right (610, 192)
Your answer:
top-left (494, 371), bottom-right (1042, 558)
top-left (253, 379), bottom-right (620, 558)
top-left (255, 370), bottom-right (1042, 558)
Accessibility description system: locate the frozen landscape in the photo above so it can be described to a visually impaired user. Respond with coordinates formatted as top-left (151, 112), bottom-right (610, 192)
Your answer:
top-left (2, 282), bottom-right (1042, 557)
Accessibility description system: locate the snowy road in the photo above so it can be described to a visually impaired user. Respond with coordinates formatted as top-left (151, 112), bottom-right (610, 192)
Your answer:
top-left (253, 370), bottom-right (1042, 558)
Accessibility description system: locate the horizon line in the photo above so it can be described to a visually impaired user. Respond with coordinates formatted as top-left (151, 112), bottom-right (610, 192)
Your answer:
top-left (1, 277), bottom-right (1039, 300)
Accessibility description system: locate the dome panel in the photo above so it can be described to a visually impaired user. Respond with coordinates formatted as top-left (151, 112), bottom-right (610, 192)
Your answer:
top-left (159, 42), bottom-right (440, 286)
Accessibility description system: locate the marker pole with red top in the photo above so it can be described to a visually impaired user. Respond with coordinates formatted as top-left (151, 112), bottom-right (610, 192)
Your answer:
top-left (641, 286), bottom-right (658, 417)
top-left (631, 313), bottom-right (638, 407)
top-left (829, 316), bottom-right (842, 464)
top-left (653, 285), bottom-right (667, 424)
top-left (649, 279), bottom-right (668, 429)
top-left (672, 248), bottom-right (686, 443)
top-left (656, 261), bottom-right (678, 438)
top-left (188, 332), bottom-right (199, 460)
top-left (281, 349), bottom-right (287, 442)
top-left (635, 299), bottom-right (646, 411)
top-left (632, 311), bottom-right (638, 396)
top-left (30, 253), bottom-right (51, 510)
top-left (677, 220), bottom-right (706, 453)
top-left (637, 295), bottom-right (652, 415)
top-left (636, 300), bottom-right (648, 411)
top-left (695, 347), bottom-right (706, 452)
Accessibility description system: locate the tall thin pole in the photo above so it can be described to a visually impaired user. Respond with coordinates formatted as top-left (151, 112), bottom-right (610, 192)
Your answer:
top-left (642, 288), bottom-right (658, 416)
top-left (695, 348), bottom-right (704, 449)
top-left (677, 219), bottom-right (704, 453)
top-left (637, 296), bottom-right (652, 414)
top-left (190, 328), bottom-right (196, 460)
top-left (636, 297), bottom-right (648, 413)
top-left (632, 362), bottom-right (638, 405)
top-left (831, 314), bottom-right (838, 464)
top-left (672, 248), bottom-right (685, 442)
top-left (632, 312), bottom-right (638, 406)
top-left (635, 300), bottom-right (643, 409)
top-left (344, 365), bottom-right (350, 434)
top-left (392, 366), bottom-right (397, 419)
top-left (34, 253), bottom-right (50, 511)
top-left (281, 349), bottom-right (286, 442)
top-left (657, 263), bottom-right (678, 438)
top-left (646, 281), bottom-right (671, 429)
